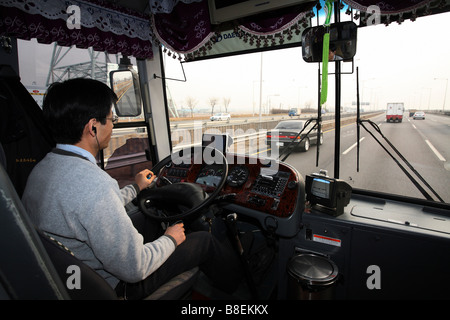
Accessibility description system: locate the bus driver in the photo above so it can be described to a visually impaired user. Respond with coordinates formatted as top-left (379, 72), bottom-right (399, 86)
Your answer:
top-left (22, 78), bottom-right (240, 299)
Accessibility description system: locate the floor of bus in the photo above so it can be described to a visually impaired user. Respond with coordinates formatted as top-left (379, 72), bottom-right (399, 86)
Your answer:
top-left (190, 220), bottom-right (278, 300)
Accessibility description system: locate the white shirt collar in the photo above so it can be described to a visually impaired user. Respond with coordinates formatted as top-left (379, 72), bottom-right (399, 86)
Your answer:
top-left (56, 144), bottom-right (97, 165)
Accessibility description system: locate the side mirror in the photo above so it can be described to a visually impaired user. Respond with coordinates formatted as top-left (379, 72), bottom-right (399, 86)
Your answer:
top-left (302, 21), bottom-right (357, 63)
top-left (109, 69), bottom-right (142, 117)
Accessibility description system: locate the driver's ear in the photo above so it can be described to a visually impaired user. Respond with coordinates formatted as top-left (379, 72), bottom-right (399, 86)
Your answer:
top-left (87, 118), bottom-right (97, 137)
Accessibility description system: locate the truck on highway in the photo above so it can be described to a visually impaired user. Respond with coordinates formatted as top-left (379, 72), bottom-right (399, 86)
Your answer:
top-left (288, 108), bottom-right (301, 117)
top-left (386, 103), bottom-right (404, 122)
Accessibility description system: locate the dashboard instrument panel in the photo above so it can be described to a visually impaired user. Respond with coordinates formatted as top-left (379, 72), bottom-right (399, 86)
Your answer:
top-left (156, 154), bottom-right (301, 218)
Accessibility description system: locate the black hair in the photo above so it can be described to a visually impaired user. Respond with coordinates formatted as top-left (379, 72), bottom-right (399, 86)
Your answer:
top-left (42, 78), bottom-right (118, 144)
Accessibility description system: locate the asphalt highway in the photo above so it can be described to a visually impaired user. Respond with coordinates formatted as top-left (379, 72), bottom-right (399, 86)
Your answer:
top-left (278, 113), bottom-right (450, 203)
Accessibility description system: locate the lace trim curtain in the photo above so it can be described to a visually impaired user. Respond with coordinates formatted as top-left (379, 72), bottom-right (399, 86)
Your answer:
top-left (149, 0), bottom-right (201, 14)
top-left (151, 0), bottom-right (314, 60)
top-left (2, 0), bottom-right (449, 59)
top-left (344, 0), bottom-right (435, 14)
top-left (151, 0), bottom-right (214, 56)
top-left (343, 0), bottom-right (448, 24)
top-left (0, 0), bottom-right (154, 58)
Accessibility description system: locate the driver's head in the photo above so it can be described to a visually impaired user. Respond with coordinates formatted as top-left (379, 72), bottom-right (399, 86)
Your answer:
top-left (329, 43), bottom-right (337, 60)
top-left (43, 78), bottom-right (118, 145)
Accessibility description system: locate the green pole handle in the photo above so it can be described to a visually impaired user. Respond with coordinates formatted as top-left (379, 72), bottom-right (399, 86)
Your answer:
top-left (320, 0), bottom-right (333, 105)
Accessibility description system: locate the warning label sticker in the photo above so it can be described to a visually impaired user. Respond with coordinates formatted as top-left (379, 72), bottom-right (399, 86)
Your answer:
top-left (313, 234), bottom-right (341, 247)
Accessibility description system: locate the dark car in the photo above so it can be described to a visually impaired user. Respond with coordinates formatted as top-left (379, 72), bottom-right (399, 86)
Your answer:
top-left (266, 120), bottom-right (323, 152)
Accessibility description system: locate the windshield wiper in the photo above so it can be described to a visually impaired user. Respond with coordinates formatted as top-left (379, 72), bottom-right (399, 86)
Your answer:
top-left (355, 68), bottom-right (444, 203)
top-left (357, 119), bottom-right (444, 203)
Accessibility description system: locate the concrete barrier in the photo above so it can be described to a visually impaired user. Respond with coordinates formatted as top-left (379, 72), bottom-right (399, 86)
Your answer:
top-left (104, 112), bottom-right (383, 167)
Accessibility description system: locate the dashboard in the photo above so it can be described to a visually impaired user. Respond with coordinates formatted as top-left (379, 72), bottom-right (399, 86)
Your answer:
top-left (156, 154), bottom-right (304, 219)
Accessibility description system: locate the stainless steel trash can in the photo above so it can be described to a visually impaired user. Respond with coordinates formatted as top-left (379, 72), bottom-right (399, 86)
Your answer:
top-left (287, 253), bottom-right (339, 300)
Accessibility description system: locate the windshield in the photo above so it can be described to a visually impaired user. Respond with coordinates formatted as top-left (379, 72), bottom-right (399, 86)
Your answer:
top-left (165, 11), bottom-right (450, 204)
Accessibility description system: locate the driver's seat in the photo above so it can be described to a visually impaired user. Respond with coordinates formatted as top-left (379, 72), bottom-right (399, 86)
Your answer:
top-left (0, 160), bottom-right (199, 300)
top-left (38, 228), bottom-right (199, 300)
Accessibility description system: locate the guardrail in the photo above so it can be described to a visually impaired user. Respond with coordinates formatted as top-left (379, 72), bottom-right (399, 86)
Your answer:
top-left (171, 112), bottom-right (382, 151)
top-left (104, 112), bottom-right (383, 169)
top-left (425, 110), bottom-right (450, 117)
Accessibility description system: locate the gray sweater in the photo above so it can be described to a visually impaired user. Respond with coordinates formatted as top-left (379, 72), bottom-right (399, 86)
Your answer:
top-left (22, 150), bottom-right (176, 289)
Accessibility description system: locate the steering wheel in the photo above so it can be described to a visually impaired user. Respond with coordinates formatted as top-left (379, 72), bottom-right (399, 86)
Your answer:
top-left (137, 146), bottom-right (228, 222)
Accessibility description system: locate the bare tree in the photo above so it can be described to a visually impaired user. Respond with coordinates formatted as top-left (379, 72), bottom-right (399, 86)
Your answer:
top-left (209, 97), bottom-right (218, 115)
top-left (223, 97), bottom-right (231, 113)
top-left (304, 100), bottom-right (312, 109)
top-left (186, 96), bottom-right (197, 117)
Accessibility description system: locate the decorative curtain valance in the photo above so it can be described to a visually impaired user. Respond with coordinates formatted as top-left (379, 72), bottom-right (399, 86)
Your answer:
top-left (152, 0), bottom-right (314, 60)
top-left (152, 0), bottom-right (214, 56)
top-left (0, 0), bottom-right (154, 59)
top-left (4, 0), bottom-right (445, 60)
top-left (344, 0), bottom-right (434, 14)
top-left (343, 0), bottom-right (449, 24)
top-left (149, 0), bottom-right (202, 14)
top-left (238, 10), bottom-right (312, 46)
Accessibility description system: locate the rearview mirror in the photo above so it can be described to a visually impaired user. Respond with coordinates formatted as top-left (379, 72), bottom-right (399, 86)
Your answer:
top-left (109, 69), bottom-right (142, 117)
top-left (302, 21), bottom-right (357, 63)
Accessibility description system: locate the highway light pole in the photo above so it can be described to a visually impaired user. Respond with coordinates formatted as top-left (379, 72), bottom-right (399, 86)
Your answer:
top-left (434, 78), bottom-right (448, 112)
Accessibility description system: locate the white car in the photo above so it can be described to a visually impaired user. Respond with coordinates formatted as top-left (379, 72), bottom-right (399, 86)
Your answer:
top-left (210, 113), bottom-right (231, 121)
top-left (413, 111), bottom-right (425, 120)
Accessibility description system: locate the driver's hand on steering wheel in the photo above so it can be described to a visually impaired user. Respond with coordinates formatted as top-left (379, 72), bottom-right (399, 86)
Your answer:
top-left (165, 222), bottom-right (186, 246)
top-left (135, 169), bottom-right (156, 191)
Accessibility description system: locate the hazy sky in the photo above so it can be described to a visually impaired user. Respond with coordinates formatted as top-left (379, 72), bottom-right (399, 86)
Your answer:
top-left (163, 11), bottom-right (450, 114)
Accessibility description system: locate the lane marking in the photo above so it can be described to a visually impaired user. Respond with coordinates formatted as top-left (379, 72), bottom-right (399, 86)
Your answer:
top-left (409, 116), bottom-right (446, 162)
top-left (425, 139), bottom-right (446, 161)
top-left (342, 137), bottom-right (365, 155)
